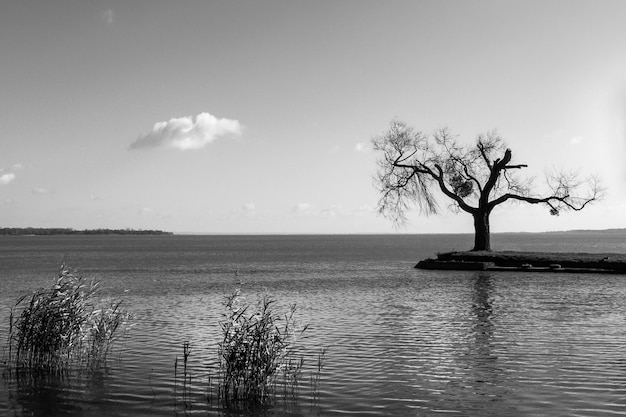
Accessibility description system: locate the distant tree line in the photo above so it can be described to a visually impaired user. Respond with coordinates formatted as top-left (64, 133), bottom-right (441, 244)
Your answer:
top-left (0, 228), bottom-right (173, 236)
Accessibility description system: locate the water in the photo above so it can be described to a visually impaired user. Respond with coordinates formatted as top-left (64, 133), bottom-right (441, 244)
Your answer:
top-left (1, 233), bottom-right (626, 416)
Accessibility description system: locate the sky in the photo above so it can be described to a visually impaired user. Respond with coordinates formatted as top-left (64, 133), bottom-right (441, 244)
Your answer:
top-left (1, 0), bottom-right (626, 234)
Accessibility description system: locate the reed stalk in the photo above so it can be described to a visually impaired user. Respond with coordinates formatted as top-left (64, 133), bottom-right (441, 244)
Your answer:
top-left (311, 347), bottom-right (327, 401)
top-left (216, 290), bottom-right (308, 405)
top-left (5, 264), bottom-right (131, 373)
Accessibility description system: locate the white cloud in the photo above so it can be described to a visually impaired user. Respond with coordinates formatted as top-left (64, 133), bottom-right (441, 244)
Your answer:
top-left (570, 136), bottom-right (583, 144)
top-left (320, 205), bottom-right (340, 217)
top-left (291, 203), bottom-right (377, 218)
top-left (292, 203), bottom-right (313, 215)
top-left (0, 173), bottom-right (15, 185)
top-left (130, 112), bottom-right (242, 151)
top-left (102, 9), bottom-right (115, 25)
top-left (230, 203), bottom-right (257, 217)
top-left (0, 163), bottom-right (22, 185)
top-left (138, 207), bottom-right (153, 216)
top-left (353, 204), bottom-right (375, 214)
top-left (320, 208), bottom-right (336, 217)
top-left (355, 142), bottom-right (369, 152)
top-left (242, 203), bottom-right (256, 213)
top-left (32, 187), bottom-right (49, 194)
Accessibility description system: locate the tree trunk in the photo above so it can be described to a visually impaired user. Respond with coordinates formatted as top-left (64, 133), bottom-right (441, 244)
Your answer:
top-left (472, 210), bottom-right (491, 251)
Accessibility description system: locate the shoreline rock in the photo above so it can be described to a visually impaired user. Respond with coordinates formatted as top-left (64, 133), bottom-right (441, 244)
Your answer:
top-left (416, 251), bottom-right (626, 274)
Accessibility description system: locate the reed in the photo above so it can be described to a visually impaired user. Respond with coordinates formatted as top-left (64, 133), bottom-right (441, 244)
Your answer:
top-left (217, 290), bottom-right (308, 405)
top-left (6, 264), bottom-right (131, 373)
top-left (311, 347), bottom-right (327, 401)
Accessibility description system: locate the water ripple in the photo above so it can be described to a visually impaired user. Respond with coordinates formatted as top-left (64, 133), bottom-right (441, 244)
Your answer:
top-left (3, 235), bottom-right (626, 416)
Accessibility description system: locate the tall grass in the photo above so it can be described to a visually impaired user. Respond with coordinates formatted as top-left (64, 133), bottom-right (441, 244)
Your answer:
top-left (6, 264), bottom-right (131, 373)
top-left (311, 347), bottom-right (327, 402)
top-left (216, 290), bottom-right (309, 405)
top-left (174, 340), bottom-right (193, 408)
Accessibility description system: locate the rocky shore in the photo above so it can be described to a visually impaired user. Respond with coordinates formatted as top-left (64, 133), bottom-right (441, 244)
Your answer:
top-left (416, 251), bottom-right (626, 274)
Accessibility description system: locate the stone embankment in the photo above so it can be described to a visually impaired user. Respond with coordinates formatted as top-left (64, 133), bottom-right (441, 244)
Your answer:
top-left (416, 251), bottom-right (626, 274)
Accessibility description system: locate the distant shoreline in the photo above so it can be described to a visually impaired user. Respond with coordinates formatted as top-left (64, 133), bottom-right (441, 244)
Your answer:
top-left (1, 228), bottom-right (624, 237)
top-left (0, 228), bottom-right (172, 236)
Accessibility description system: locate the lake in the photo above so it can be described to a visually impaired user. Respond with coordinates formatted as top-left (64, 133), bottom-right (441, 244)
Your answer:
top-left (1, 233), bottom-right (626, 416)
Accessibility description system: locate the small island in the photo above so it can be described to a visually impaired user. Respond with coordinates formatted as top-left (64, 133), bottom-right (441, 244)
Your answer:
top-left (417, 251), bottom-right (626, 274)
top-left (0, 227), bottom-right (173, 236)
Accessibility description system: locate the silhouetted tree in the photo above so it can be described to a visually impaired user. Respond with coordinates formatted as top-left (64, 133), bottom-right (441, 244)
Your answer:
top-left (373, 120), bottom-right (602, 251)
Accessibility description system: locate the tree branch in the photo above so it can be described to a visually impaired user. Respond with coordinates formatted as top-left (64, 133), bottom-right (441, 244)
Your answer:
top-left (488, 192), bottom-right (598, 212)
top-left (391, 159), bottom-right (476, 214)
top-left (480, 148), bottom-right (512, 204)
top-left (433, 164), bottom-right (475, 213)
top-left (504, 164), bottom-right (528, 170)
top-left (477, 142), bottom-right (493, 169)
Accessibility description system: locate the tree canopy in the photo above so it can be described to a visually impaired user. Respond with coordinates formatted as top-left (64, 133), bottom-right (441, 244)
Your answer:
top-left (373, 120), bottom-right (602, 251)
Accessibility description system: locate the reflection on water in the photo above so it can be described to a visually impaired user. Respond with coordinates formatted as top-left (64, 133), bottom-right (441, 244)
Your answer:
top-left (2, 235), bottom-right (626, 416)
top-left (468, 273), bottom-right (499, 390)
top-left (5, 369), bottom-right (112, 417)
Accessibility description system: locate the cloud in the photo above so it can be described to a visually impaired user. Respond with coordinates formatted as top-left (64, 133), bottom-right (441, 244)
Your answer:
top-left (290, 203), bottom-right (377, 218)
top-left (138, 207), bottom-right (153, 216)
top-left (130, 112), bottom-right (242, 151)
top-left (232, 202), bottom-right (257, 217)
top-left (320, 205), bottom-right (340, 217)
top-left (0, 163), bottom-right (22, 185)
top-left (355, 142), bottom-right (369, 152)
top-left (102, 9), bottom-right (115, 24)
top-left (353, 204), bottom-right (376, 214)
top-left (242, 203), bottom-right (256, 214)
top-left (0, 173), bottom-right (15, 185)
top-left (570, 136), bottom-right (583, 145)
top-left (292, 203), bottom-right (313, 215)
top-left (32, 187), bottom-right (49, 194)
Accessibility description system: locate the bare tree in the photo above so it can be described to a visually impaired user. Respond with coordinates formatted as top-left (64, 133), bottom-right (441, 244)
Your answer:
top-left (373, 120), bottom-right (603, 251)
